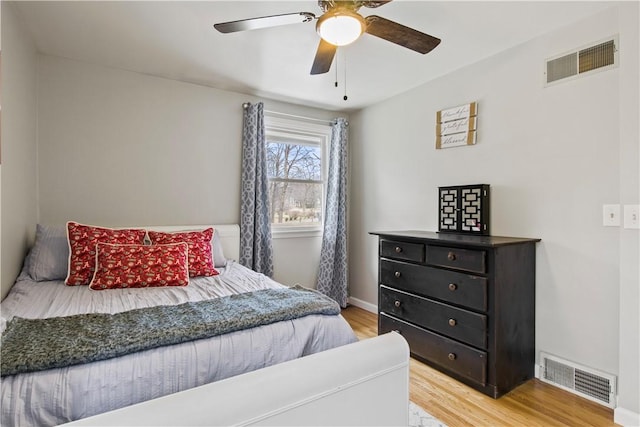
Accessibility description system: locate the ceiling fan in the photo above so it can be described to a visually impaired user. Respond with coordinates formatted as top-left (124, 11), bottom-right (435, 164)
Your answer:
top-left (214, 0), bottom-right (441, 75)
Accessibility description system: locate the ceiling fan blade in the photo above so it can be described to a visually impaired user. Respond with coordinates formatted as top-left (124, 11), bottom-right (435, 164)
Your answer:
top-left (214, 12), bottom-right (315, 34)
top-left (364, 15), bottom-right (440, 54)
top-left (310, 39), bottom-right (337, 75)
top-left (362, 1), bottom-right (393, 8)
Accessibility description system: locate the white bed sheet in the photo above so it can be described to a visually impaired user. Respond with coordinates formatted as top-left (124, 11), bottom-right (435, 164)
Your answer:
top-left (0, 261), bottom-right (357, 426)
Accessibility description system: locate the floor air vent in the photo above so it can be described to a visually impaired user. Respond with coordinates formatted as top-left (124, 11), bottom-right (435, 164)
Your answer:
top-left (545, 36), bottom-right (618, 86)
top-left (539, 352), bottom-right (616, 408)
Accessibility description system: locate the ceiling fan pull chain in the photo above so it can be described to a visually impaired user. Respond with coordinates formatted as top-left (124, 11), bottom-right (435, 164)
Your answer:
top-left (343, 50), bottom-right (348, 101)
top-left (335, 50), bottom-right (339, 88)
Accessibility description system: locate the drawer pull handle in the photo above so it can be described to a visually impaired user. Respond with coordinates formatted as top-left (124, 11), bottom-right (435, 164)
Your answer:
top-left (448, 353), bottom-right (457, 361)
top-left (448, 283), bottom-right (458, 291)
top-left (394, 271), bottom-right (402, 278)
top-left (447, 251), bottom-right (457, 261)
top-left (448, 318), bottom-right (457, 327)
top-left (395, 246), bottom-right (403, 253)
top-left (394, 300), bottom-right (401, 308)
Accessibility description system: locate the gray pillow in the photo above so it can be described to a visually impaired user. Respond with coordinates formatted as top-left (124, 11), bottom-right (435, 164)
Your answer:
top-left (27, 224), bottom-right (69, 281)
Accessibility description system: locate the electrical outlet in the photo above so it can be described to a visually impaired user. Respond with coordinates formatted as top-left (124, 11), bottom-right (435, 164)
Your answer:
top-left (624, 205), bottom-right (640, 229)
top-left (603, 205), bottom-right (621, 226)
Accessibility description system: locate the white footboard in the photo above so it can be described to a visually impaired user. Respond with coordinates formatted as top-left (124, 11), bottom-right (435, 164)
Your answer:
top-left (61, 332), bottom-right (410, 426)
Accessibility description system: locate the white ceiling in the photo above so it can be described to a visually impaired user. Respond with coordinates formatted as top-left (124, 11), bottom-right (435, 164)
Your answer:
top-left (12, 1), bottom-right (615, 112)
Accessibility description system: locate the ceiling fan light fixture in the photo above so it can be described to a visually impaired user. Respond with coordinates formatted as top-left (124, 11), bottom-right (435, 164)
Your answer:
top-left (316, 10), bottom-right (365, 46)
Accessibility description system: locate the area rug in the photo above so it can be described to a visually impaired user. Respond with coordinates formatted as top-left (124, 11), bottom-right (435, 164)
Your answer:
top-left (409, 401), bottom-right (448, 427)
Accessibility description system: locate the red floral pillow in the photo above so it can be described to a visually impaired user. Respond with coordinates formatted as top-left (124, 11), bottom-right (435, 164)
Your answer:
top-left (90, 243), bottom-right (189, 290)
top-left (66, 222), bottom-right (147, 286)
top-left (147, 228), bottom-right (219, 277)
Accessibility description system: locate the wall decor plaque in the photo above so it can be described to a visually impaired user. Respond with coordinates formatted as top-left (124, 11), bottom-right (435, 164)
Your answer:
top-left (436, 102), bottom-right (478, 149)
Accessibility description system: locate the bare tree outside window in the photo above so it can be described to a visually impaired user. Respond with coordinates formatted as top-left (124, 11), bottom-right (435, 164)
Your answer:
top-left (266, 141), bottom-right (323, 227)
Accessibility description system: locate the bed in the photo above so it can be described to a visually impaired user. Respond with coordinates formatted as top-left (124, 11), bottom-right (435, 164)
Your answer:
top-left (0, 223), bottom-right (357, 427)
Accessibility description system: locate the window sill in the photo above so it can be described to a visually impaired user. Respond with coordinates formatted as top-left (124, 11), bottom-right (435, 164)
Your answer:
top-left (272, 227), bottom-right (323, 239)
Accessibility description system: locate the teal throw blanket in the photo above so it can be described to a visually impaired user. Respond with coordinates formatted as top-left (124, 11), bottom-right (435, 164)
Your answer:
top-left (1, 286), bottom-right (340, 377)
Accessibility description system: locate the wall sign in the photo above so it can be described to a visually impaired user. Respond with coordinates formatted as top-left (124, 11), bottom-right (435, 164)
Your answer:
top-left (436, 102), bottom-right (478, 149)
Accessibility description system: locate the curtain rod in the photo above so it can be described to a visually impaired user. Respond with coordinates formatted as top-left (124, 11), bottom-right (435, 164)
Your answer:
top-left (243, 103), bottom-right (347, 126)
top-left (265, 110), bottom-right (334, 126)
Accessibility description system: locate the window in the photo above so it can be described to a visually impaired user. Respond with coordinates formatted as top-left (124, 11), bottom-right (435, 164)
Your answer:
top-left (265, 114), bottom-right (331, 236)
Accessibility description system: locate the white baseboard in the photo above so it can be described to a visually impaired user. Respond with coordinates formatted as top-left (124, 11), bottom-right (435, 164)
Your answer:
top-left (615, 407), bottom-right (640, 427)
top-left (347, 297), bottom-right (377, 313)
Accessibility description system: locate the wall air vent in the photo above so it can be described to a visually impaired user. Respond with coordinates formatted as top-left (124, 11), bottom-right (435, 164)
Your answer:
top-left (545, 36), bottom-right (618, 86)
top-left (547, 52), bottom-right (578, 83)
top-left (539, 352), bottom-right (617, 408)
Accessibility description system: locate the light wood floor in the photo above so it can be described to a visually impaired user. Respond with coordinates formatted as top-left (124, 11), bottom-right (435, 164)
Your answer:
top-left (341, 306), bottom-right (618, 427)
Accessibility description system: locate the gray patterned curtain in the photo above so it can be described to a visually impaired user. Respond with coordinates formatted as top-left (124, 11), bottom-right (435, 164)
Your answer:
top-left (240, 102), bottom-right (273, 276)
top-left (317, 118), bottom-right (349, 307)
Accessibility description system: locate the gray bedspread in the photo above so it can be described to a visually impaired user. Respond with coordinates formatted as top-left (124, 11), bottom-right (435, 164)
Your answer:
top-left (1, 285), bottom-right (340, 377)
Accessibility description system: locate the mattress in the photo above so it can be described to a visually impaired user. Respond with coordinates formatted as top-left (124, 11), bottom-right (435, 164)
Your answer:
top-left (0, 261), bottom-right (357, 426)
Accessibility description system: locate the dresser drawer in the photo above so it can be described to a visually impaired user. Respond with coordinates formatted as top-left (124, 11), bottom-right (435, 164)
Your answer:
top-left (380, 239), bottom-right (425, 263)
top-left (380, 259), bottom-right (488, 311)
top-left (380, 314), bottom-right (487, 386)
top-left (380, 286), bottom-right (487, 349)
top-left (427, 245), bottom-right (486, 274)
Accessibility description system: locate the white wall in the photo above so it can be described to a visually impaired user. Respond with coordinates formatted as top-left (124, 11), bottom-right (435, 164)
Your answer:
top-left (37, 55), bottom-right (243, 226)
top-left (349, 3), bottom-right (638, 417)
top-left (35, 55), bottom-right (341, 288)
top-left (616, 2), bottom-right (639, 423)
top-left (0, 3), bottom-right (38, 300)
top-left (272, 233), bottom-right (323, 287)
top-left (0, 1), bottom-right (3, 299)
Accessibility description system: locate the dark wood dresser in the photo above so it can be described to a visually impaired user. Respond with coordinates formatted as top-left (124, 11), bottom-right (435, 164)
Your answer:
top-left (370, 230), bottom-right (540, 398)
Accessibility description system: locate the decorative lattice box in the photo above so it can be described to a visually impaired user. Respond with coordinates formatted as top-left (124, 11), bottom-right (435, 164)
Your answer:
top-left (438, 184), bottom-right (490, 235)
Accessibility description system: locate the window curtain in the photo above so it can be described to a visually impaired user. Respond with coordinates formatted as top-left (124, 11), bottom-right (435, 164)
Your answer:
top-left (317, 118), bottom-right (349, 307)
top-left (239, 102), bottom-right (274, 277)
